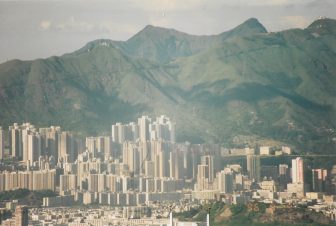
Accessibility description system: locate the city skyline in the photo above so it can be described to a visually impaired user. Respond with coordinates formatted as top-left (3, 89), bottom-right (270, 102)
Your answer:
top-left (1, 115), bottom-right (336, 225)
top-left (1, 1), bottom-right (336, 225)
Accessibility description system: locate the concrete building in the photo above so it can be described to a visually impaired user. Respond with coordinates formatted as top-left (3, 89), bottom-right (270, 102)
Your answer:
top-left (217, 168), bottom-right (233, 194)
top-left (197, 164), bottom-right (209, 191)
top-left (259, 146), bottom-right (271, 155)
top-left (15, 205), bottom-right (28, 226)
top-left (312, 168), bottom-right (328, 192)
top-left (201, 155), bottom-right (214, 182)
top-left (247, 155), bottom-right (260, 182)
top-left (26, 133), bottom-right (41, 166)
top-left (292, 157), bottom-right (304, 184)
top-left (10, 124), bottom-right (22, 160)
top-left (0, 127), bottom-right (4, 160)
top-left (138, 116), bottom-right (151, 143)
top-left (59, 131), bottom-right (76, 163)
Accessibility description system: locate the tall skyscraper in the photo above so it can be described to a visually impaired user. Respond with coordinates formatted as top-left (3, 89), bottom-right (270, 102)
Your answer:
top-left (149, 115), bottom-right (175, 143)
top-left (15, 205), bottom-right (28, 226)
top-left (103, 136), bottom-right (112, 159)
top-left (112, 122), bottom-right (138, 144)
top-left (279, 164), bottom-right (290, 188)
top-left (138, 116), bottom-right (151, 142)
top-left (117, 123), bottom-right (126, 143)
top-left (11, 124), bottom-right (22, 159)
top-left (59, 132), bottom-right (76, 163)
top-left (130, 122), bottom-right (139, 142)
top-left (111, 124), bottom-right (119, 143)
top-left (247, 155), bottom-right (261, 182)
top-left (169, 150), bottom-right (184, 179)
top-left (292, 157), bottom-right (304, 184)
top-left (201, 155), bottom-right (214, 182)
top-left (0, 127), bottom-right (4, 160)
top-left (26, 133), bottom-right (41, 166)
top-left (197, 164), bottom-right (209, 190)
top-left (312, 168), bottom-right (327, 192)
top-left (217, 168), bottom-right (234, 194)
top-left (39, 126), bottom-right (61, 160)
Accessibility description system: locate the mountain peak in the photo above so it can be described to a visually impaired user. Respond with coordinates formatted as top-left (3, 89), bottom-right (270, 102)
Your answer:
top-left (141, 24), bottom-right (157, 32)
top-left (131, 24), bottom-right (189, 41)
top-left (237, 18), bottom-right (267, 33)
top-left (306, 17), bottom-right (336, 34)
top-left (220, 18), bottom-right (267, 39)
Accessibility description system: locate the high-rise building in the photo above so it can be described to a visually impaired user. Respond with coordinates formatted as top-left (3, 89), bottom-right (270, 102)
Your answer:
top-left (138, 116), bottom-right (151, 142)
top-left (103, 136), bottom-right (113, 159)
top-left (197, 164), bottom-right (209, 190)
top-left (158, 150), bottom-right (169, 178)
top-left (41, 126), bottom-right (61, 160)
top-left (112, 123), bottom-right (138, 144)
top-left (0, 127), bottom-right (4, 160)
top-left (26, 133), bottom-right (41, 166)
top-left (169, 150), bottom-right (184, 179)
top-left (201, 155), bottom-right (214, 182)
top-left (217, 168), bottom-right (234, 194)
top-left (247, 155), bottom-right (260, 182)
top-left (86, 136), bottom-right (111, 159)
top-left (11, 124), bottom-right (22, 159)
top-left (149, 115), bottom-right (175, 143)
top-left (60, 174), bottom-right (77, 195)
top-left (15, 205), bottom-right (28, 226)
top-left (279, 164), bottom-right (290, 189)
top-left (111, 124), bottom-right (119, 143)
top-left (261, 165), bottom-right (278, 180)
top-left (292, 157), bottom-right (304, 184)
top-left (88, 174), bottom-right (106, 193)
top-left (145, 161), bottom-right (155, 177)
top-left (59, 132), bottom-right (76, 163)
top-left (21, 127), bottom-right (29, 163)
top-left (312, 168), bottom-right (327, 192)
top-left (117, 123), bottom-right (126, 143)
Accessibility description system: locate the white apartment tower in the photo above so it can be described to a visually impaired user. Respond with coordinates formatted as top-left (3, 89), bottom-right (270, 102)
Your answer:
top-left (0, 127), bottom-right (4, 160)
top-left (138, 116), bottom-right (151, 142)
top-left (292, 157), bottom-right (304, 184)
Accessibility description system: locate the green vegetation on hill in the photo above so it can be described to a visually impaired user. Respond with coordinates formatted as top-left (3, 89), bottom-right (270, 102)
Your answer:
top-left (0, 189), bottom-right (57, 206)
top-left (0, 18), bottom-right (336, 152)
top-left (175, 202), bottom-right (334, 226)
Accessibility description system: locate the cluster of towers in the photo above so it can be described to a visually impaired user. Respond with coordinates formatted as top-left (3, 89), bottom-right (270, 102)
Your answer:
top-left (0, 123), bottom-right (82, 166)
top-left (111, 115), bottom-right (175, 144)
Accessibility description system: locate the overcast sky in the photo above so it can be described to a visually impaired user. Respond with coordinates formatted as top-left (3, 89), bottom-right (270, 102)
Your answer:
top-left (0, 0), bottom-right (335, 63)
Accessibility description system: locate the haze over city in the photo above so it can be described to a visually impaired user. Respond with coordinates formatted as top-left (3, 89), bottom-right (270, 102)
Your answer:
top-left (1, 0), bottom-right (336, 225)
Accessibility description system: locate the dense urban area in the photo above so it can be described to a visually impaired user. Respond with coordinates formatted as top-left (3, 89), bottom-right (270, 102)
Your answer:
top-left (0, 115), bottom-right (336, 226)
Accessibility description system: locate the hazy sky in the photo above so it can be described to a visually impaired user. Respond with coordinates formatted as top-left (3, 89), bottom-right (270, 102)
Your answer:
top-left (0, 0), bottom-right (335, 63)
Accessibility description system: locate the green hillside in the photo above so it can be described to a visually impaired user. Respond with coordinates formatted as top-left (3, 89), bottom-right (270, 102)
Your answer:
top-left (175, 202), bottom-right (334, 225)
top-left (0, 18), bottom-right (335, 152)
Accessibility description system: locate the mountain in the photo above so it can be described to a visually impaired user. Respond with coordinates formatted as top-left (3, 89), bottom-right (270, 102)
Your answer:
top-left (115, 17), bottom-right (267, 63)
top-left (0, 18), bottom-right (336, 152)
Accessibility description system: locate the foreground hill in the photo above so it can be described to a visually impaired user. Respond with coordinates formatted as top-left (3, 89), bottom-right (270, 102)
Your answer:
top-left (175, 202), bottom-right (333, 226)
top-left (0, 18), bottom-right (336, 152)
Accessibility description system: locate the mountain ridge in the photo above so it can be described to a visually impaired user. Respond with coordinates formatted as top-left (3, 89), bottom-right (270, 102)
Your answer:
top-left (0, 17), bottom-right (336, 152)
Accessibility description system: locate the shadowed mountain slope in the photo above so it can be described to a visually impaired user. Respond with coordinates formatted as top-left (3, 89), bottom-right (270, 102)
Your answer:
top-left (0, 18), bottom-right (336, 152)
